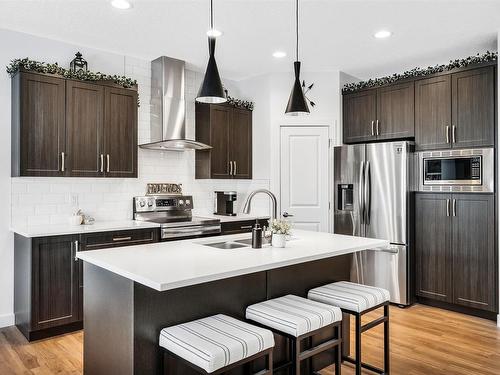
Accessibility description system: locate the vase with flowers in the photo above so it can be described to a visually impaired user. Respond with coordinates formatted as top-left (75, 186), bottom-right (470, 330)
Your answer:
top-left (269, 219), bottom-right (291, 248)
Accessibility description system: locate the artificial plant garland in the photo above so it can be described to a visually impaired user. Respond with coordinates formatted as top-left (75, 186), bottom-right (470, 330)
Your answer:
top-left (342, 51), bottom-right (498, 93)
top-left (6, 57), bottom-right (138, 88)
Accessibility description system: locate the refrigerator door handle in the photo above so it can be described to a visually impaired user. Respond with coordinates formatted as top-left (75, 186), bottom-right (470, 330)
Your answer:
top-left (359, 161), bottom-right (365, 224)
top-left (364, 161), bottom-right (371, 225)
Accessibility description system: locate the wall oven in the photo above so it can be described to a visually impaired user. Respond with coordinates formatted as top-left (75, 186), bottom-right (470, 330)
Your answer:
top-left (418, 147), bottom-right (494, 193)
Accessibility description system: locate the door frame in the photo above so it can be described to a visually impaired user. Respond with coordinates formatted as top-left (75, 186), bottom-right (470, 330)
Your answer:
top-left (277, 125), bottom-right (332, 232)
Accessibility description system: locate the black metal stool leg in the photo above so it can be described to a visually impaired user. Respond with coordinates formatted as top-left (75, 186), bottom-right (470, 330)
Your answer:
top-left (384, 304), bottom-right (390, 374)
top-left (335, 325), bottom-right (342, 375)
top-left (355, 313), bottom-right (362, 375)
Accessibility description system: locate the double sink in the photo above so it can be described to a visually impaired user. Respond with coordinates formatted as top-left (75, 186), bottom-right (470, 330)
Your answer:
top-left (203, 237), bottom-right (271, 249)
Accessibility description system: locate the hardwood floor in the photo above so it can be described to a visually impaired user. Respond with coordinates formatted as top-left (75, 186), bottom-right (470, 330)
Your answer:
top-left (0, 304), bottom-right (499, 374)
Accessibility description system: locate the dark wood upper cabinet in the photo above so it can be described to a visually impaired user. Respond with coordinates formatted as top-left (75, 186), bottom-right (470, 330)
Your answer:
top-left (12, 72), bottom-right (66, 176)
top-left (342, 89), bottom-right (377, 143)
top-left (66, 80), bottom-right (104, 177)
top-left (451, 66), bottom-right (495, 148)
top-left (230, 108), bottom-right (252, 179)
top-left (31, 235), bottom-right (80, 331)
top-left (195, 103), bottom-right (253, 179)
top-left (103, 87), bottom-right (138, 178)
top-left (415, 75), bottom-right (452, 150)
top-left (415, 193), bottom-right (452, 302)
top-left (452, 194), bottom-right (496, 311)
top-left (376, 82), bottom-right (414, 140)
top-left (415, 193), bottom-right (497, 313)
top-left (12, 71), bottom-right (138, 178)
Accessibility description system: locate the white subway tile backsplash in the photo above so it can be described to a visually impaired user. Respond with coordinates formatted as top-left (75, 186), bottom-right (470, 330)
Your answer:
top-left (10, 60), bottom-right (270, 227)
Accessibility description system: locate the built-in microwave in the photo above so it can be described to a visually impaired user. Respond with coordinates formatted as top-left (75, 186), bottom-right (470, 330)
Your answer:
top-left (418, 148), bottom-right (494, 192)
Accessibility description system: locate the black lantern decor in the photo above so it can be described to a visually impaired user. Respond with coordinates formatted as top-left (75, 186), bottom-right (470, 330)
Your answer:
top-left (70, 52), bottom-right (88, 73)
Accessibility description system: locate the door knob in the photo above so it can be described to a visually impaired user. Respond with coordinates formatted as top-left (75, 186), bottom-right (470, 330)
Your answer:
top-left (282, 212), bottom-right (294, 218)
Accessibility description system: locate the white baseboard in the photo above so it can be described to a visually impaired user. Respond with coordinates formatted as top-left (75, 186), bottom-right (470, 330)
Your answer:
top-left (0, 313), bottom-right (15, 328)
top-left (497, 314), bottom-right (500, 328)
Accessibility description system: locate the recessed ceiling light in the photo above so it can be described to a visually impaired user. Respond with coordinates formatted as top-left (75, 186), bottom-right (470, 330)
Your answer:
top-left (111, 0), bottom-right (132, 10)
top-left (374, 30), bottom-right (392, 39)
top-left (206, 28), bottom-right (223, 37)
top-left (272, 51), bottom-right (287, 58)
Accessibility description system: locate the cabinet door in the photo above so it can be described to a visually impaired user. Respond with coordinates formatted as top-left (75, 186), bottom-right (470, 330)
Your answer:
top-left (452, 194), bottom-right (496, 311)
top-left (103, 87), bottom-right (138, 178)
top-left (230, 108), bottom-right (252, 179)
top-left (342, 90), bottom-right (377, 144)
top-left (451, 67), bottom-right (495, 148)
top-left (376, 82), bottom-right (414, 140)
top-left (66, 81), bottom-right (104, 177)
top-left (209, 105), bottom-right (232, 178)
top-left (20, 73), bottom-right (66, 176)
top-left (415, 75), bottom-right (451, 150)
top-left (415, 193), bottom-right (452, 302)
top-left (32, 235), bottom-right (79, 330)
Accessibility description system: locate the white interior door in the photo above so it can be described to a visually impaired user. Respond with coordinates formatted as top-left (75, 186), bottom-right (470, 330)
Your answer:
top-left (280, 126), bottom-right (329, 232)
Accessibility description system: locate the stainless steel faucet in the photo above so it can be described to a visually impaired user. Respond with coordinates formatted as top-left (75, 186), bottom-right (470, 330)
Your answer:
top-left (242, 189), bottom-right (278, 222)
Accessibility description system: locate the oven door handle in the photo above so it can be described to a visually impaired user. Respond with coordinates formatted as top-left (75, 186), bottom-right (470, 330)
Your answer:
top-left (162, 225), bottom-right (221, 235)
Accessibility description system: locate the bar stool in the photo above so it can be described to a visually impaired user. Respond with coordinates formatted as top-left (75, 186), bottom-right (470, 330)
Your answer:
top-left (246, 294), bottom-right (343, 375)
top-left (308, 281), bottom-right (390, 375)
top-left (159, 314), bottom-right (274, 374)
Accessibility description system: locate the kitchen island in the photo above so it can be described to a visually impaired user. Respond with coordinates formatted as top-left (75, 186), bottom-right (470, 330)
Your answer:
top-left (78, 230), bottom-right (388, 375)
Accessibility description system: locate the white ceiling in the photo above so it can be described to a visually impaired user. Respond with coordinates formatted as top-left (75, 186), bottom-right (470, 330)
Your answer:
top-left (0, 0), bottom-right (498, 80)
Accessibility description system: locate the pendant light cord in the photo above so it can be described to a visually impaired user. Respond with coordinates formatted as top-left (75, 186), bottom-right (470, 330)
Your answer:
top-left (210, 0), bottom-right (214, 30)
top-left (296, 0), bottom-right (299, 61)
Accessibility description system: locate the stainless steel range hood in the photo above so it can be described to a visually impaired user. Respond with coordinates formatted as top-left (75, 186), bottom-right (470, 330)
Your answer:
top-left (139, 56), bottom-right (211, 151)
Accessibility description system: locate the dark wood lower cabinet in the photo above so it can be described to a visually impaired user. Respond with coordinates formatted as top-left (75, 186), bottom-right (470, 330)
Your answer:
top-left (14, 234), bottom-right (81, 341)
top-left (415, 193), bottom-right (497, 316)
top-left (415, 194), bottom-right (452, 302)
top-left (220, 218), bottom-right (270, 235)
top-left (14, 228), bottom-right (160, 341)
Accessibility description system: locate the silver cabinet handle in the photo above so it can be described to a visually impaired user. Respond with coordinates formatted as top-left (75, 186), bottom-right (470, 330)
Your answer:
top-left (445, 126), bottom-right (450, 143)
top-left (61, 152), bottom-right (65, 172)
top-left (452, 199), bottom-right (456, 217)
top-left (234, 161), bottom-right (237, 176)
top-left (73, 240), bottom-right (79, 262)
top-left (446, 199), bottom-right (450, 217)
top-left (240, 225), bottom-right (253, 230)
top-left (113, 236), bottom-right (132, 241)
top-left (100, 154), bottom-right (104, 173)
top-left (376, 120), bottom-right (380, 136)
top-left (452, 125), bottom-right (456, 143)
top-left (229, 161), bottom-right (233, 175)
top-left (371, 121), bottom-right (375, 136)
top-left (106, 154), bottom-right (110, 173)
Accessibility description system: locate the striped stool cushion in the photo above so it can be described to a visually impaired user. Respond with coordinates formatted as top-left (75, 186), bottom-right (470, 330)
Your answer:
top-left (245, 294), bottom-right (342, 337)
top-left (308, 281), bottom-right (390, 313)
top-left (159, 314), bottom-right (274, 373)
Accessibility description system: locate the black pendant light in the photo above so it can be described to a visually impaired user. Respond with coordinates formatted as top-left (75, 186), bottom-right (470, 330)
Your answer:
top-left (285, 0), bottom-right (309, 115)
top-left (196, 0), bottom-right (227, 104)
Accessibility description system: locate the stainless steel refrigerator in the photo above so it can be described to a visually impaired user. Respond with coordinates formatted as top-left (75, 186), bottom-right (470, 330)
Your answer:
top-left (334, 141), bottom-right (414, 305)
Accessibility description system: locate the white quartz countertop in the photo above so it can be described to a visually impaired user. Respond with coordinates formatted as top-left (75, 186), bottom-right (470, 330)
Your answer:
top-left (77, 230), bottom-right (388, 292)
top-left (11, 220), bottom-right (161, 238)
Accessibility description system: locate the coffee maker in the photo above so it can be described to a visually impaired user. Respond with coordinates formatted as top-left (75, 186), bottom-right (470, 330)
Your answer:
top-left (214, 191), bottom-right (237, 216)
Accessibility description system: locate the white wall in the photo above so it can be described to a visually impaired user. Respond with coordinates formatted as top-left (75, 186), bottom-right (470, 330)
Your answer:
top-left (0, 28), bottom-right (270, 328)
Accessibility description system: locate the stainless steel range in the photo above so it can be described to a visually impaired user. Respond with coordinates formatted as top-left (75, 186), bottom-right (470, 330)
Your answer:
top-left (133, 195), bottom-right (221, 241)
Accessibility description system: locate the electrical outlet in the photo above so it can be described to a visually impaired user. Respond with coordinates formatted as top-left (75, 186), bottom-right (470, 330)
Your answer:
top-left (70, 193), bottom-right (79, 207)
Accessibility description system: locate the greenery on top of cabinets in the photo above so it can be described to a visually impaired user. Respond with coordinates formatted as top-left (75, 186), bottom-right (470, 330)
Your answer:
top-left (342, 51), bottom-right (497, 93)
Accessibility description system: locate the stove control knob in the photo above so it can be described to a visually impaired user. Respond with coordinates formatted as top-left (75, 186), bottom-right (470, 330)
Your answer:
top-left (139, 200), bottom-right (145, 207)
top-left (179, 199), bottom-right (184, 206)
top-left (186, 199), bottom-right (191, 206)
top-left (147, 200), bottom-right (153, 207)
